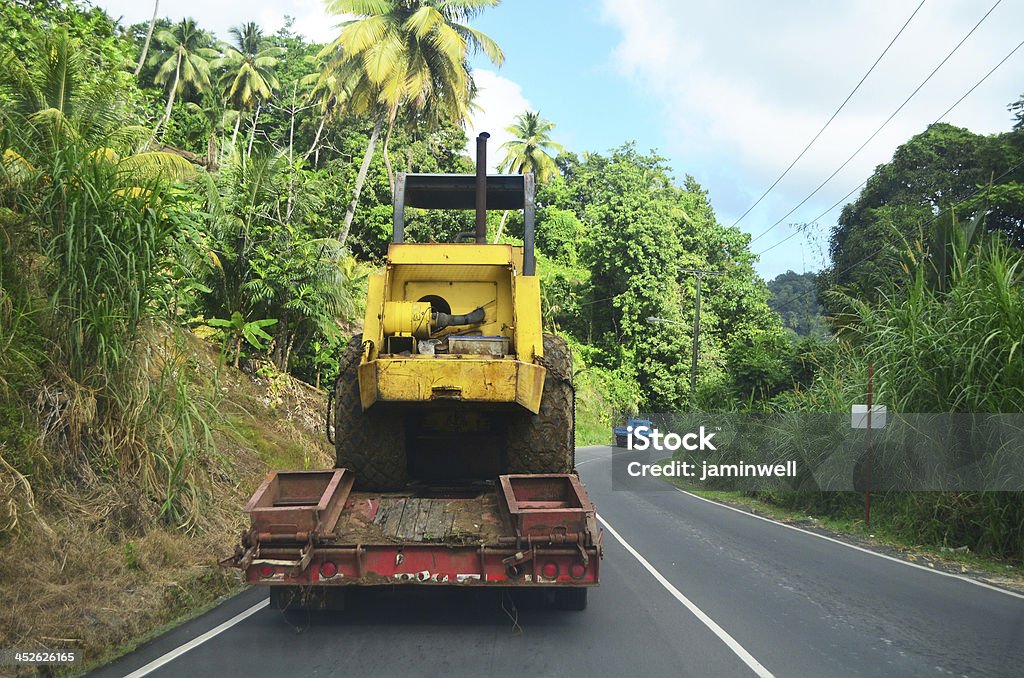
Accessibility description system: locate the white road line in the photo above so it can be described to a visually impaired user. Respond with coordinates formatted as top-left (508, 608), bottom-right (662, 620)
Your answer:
top-left (597, 513), bottom-right (774, 678)
top-left (123, 599), bottom-right (269, 677)
top-left (672, 487), bottom-right (1024, 601)
top-left (576, 447), bottom-right (639, 466)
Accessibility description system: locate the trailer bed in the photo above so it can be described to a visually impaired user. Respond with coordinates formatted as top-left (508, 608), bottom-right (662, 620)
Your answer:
top-left (223, 472), bottom-right (602, 594)
top-left (336, 488), bottom-right (506, 545)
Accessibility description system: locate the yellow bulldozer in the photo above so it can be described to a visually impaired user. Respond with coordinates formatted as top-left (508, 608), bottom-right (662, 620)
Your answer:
top-left (330, 133), bottom-right (575, 491)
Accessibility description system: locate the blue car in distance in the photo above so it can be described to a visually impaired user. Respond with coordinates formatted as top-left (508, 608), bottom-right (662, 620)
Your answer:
top-left (613, 418), bottom-right (652, 448)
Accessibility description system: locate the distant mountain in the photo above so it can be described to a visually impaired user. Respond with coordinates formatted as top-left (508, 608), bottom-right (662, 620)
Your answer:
top-left (767, 271), bottom-right (827, 337)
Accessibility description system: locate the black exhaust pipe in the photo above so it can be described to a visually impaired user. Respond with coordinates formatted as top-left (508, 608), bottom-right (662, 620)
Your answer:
top-left (475, 132), bottom-right (489, 244)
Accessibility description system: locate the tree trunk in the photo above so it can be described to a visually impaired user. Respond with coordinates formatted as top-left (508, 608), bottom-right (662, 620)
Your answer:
top-left (230, 112), bottom-right (242, 150)
top-left (156, 50), bottom-right (181, 136)
top-left (284, 333), bottom-right (296, 373)
top-left (304, 116), bottom-right (327, 162)
top-left (207, 130), bottom-right (217, 169)
top-left (286, 90), bottom-right (296, 221)
top-left (382, 102), bottom-right (399, 192)
top-left (338, 115), bottom-right (384, 246)
top-left (233, 335), bottom-right (242, 369)
top-left (246, 102), bottom-right (262, 157)
top-left (134, 0), bottom-right (159, 77)
top-left (493, 210), bottom-right (510, 243)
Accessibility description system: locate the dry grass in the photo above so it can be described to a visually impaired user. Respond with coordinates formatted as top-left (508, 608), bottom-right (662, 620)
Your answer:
top-left (0, 335), bottom-right (333, 677)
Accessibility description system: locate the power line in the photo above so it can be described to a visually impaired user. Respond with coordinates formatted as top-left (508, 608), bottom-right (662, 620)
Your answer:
top-left (768, 156), bottom-right (1024, 317)
top-left (933, 36), bottom-right (1024, 123)
top-left (748, 0), bottom-right (1003, 245)
top-left (754, 179), bottom-right (866, 257)
top-left (755, 31), bottom-right (1024, 259)
top-left (729, 0), bottom-right (927, 230)
top-left (578, 293), bottom-right (623, 307)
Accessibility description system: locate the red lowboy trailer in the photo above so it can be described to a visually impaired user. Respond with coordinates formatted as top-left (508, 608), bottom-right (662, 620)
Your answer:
top-left (222, 469), bottom-right (602, 611)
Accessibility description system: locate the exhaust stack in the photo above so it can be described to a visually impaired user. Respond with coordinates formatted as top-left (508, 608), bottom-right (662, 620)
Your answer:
top-left (475, 132), bottom-right (489, 243)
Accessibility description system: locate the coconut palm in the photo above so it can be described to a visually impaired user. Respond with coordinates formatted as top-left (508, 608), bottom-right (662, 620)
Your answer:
top-left (214, 22), bottom-right (283, 151)
top-left (5, 30), bottom-right (194, 185)
top-left (498, 111), bottom-right (564, 183)
top-left (301, 64), bottom-right (347, 163)
top-left (494, 111), bottom-right (564, 241)
top-left (152, 18), bottom-right (217, 134)
top-left (318, 0), bottom-right (504, 246)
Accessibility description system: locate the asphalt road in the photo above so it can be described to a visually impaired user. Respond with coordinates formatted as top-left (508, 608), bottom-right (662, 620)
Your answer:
top-left (91, 445), bottom-right (1024, 678)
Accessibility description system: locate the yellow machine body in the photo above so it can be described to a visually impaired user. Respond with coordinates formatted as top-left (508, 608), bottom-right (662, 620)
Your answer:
top-left (358, 243), bottom-right (546, 413)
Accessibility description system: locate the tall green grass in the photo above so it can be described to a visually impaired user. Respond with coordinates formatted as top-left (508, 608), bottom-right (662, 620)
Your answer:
top-left (772, 229), bottom-right (1024, 559)
top-left (0, 31), bottom-right (215, 532)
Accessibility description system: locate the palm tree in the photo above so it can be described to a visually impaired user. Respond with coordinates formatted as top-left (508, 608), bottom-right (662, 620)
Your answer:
top-left (213, 22), bottom-right (283, 152)
top-left (152, 18), bottom-right (217, 135)
top-left (301, 65), bottom-right (346, 163)
top-left (134, 0), bottom-right (159, 77)
top-left (498, 111), bottom-right (564, 182)
top-left (494, 111), bottom-right (564, 241)
top-left (319, 0), bottom-right (504, 246)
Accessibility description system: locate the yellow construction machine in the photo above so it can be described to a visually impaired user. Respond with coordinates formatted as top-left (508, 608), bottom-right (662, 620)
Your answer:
top-left (330, 133), bottom-right (575, 490)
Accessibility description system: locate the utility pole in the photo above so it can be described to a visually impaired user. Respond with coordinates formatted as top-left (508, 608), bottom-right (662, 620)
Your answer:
top-left (678, 268), bottom-right (724, 394)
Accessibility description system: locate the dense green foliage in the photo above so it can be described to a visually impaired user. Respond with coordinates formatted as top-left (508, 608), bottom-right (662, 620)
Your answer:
top-left (534, 147), bottom-right (788, 412)
top-left (822, 122), bottom-right (1024, 313)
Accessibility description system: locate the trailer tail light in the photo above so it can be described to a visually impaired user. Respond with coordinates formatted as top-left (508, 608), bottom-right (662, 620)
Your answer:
top-left (259, 564), bottom-right (275, 578)
top-left (569, 563), bottom-right (586, 580)
top-left (541, 561), bottom-right (559, 579)
top-left (320, 561), bottom-right (338, 578)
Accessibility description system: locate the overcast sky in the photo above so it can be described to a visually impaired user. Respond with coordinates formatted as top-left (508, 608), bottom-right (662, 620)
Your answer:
top-left (94, 0), bottom-right (1024, 279)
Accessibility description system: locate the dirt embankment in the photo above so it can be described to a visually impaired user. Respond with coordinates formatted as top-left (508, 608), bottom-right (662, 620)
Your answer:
top-left (0, 335), bottom-right (333, 677)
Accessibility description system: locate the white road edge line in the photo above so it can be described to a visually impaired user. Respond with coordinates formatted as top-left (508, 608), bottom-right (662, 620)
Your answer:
top-left (123, 599), bottom-right (269, 677)
top-left (576, 447), bottom-right (640, 467)
top-left (596, 513), bottom-right (774, 678)
top-left (672, 487), bottom-right (1024, 601)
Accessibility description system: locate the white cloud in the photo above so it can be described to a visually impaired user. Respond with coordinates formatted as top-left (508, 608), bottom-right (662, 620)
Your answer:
top-left (96, 0), bottom-right (341, 44)
top-left (465, 70), bottom-right (533, 171)
top-left (598, 0), bottom-right (1024, 274)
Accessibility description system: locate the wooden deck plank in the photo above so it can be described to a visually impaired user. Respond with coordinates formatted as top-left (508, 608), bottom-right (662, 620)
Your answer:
top-left (412, 499), bottom-right (434, 541)
top-left (422, 501), bottom-right (454, 540)
top-left (396, 498), bottom-right (421, 540)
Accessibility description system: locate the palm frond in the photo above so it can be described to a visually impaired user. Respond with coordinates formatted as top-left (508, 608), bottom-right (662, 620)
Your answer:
top-left (341, 15), bottom-right (390, 56)
top-left (405, 6), bottom-right (443, 39)
top-left (452, 24), bottom-right (504, 66)
top-left (327, 0), bottom-right (395, 16)
top-left (117, 152), bottom-right (197, 182)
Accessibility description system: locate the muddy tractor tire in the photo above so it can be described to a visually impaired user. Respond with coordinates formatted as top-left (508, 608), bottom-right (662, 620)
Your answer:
top-left (507, 334), bottom-right (575, 474)
top-left (333, 334), bottom-right (407, 491)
